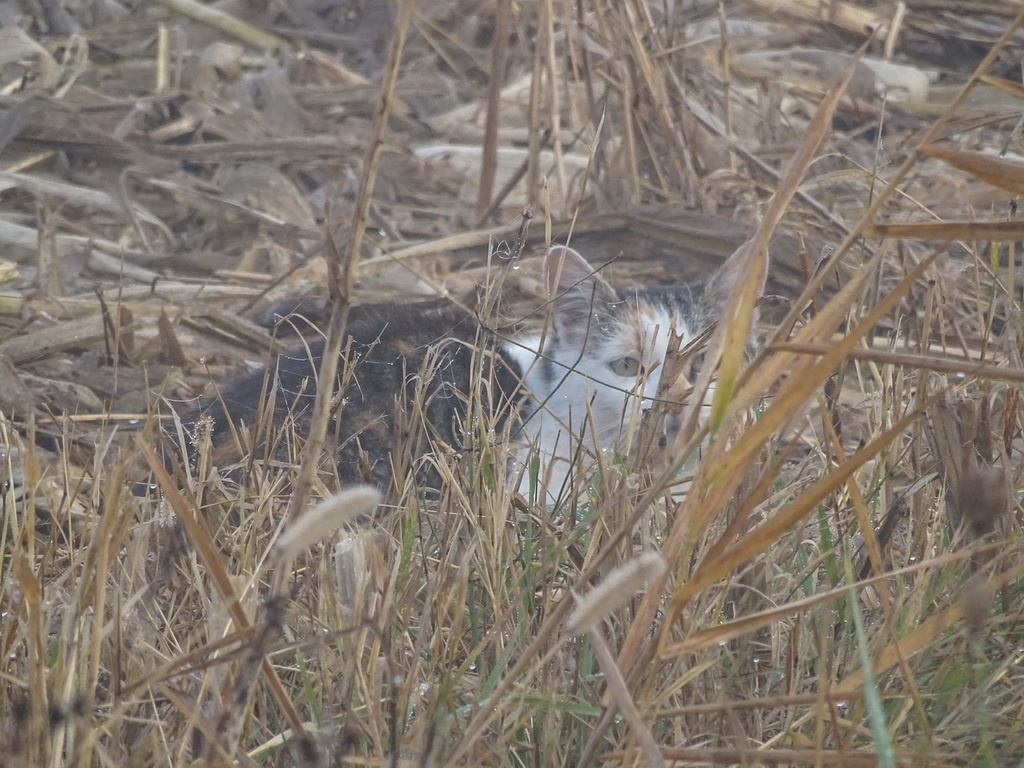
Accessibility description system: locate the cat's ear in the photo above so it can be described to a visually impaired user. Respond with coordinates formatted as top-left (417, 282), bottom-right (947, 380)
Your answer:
top-left (545, 245), bottom-right (618, 318)
top-left (704, 240), bottom-right (768, 307)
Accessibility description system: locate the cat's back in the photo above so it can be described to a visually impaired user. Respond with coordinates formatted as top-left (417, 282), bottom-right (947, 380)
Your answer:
top-left (199, 302), bottom-right (526, 489)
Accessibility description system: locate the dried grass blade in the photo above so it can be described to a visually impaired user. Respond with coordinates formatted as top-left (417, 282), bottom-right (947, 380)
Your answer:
top-left (706, 239), bottom-right (763, 431)
top-left (671, 232), bottom-right (882, 558)
top-left (123, 623), bottom-right (263, 696)
top-left (155, 683), bottom-right (240, 764)
top-left (150, 0), bottom-right (286, 51)
top-left (660, 745), bottom-right (955, 766)
top-left (863, 220), bottom-right (1024, 241)
top-left (619, 6), bottom-right (687, 184)
top-left (617, 48), bottom-right (876, 673)
top-left (585, 625), bottom-right (666, 768)
top-left (138, 442), bottom-right (248, 628)
top-left (661, 246), bottom-right (940, 630)
top-left (475, 0), bottom-right (514, 216)
top-left (920, 144), bottom-right (1024, 197)
top-left (738, 0), bottom-right (890, 36)
top-left (979, 73), bottom-right (1024, 99)
top-left (735, 244), bottom-right (891, 416)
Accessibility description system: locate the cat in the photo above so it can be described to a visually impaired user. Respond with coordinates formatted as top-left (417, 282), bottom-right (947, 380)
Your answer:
top-left (188, 244), bottom-right (758, 499)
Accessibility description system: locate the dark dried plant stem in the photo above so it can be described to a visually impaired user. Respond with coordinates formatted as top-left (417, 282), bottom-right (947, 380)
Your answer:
top-left (474, 131), bottom-right (550, 228)
top-left (526, 0), bottom-right (546, 205)
top-left (476, 0), bottom-right (512, 218)
top-left (540, 0), bottom-right (567, 205)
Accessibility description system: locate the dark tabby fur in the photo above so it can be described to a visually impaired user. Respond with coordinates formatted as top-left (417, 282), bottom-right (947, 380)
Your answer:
top-left (198, 304), bottom-right (526, 490)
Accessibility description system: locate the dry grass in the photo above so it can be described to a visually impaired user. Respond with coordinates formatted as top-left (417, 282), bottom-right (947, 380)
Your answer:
top-left (3, 1), bottom-right (1024, 766)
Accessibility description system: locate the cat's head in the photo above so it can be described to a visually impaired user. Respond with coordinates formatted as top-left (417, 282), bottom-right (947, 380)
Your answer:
top-left (534, 242), bottom-right (762, 449)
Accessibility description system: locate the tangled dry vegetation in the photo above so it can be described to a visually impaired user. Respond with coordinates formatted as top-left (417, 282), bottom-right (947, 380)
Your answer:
top-left (2, 0), bottom-right (1024, 766)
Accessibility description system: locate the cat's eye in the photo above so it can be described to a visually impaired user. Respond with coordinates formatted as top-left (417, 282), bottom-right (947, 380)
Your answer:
top-left (609, 356), bottom-right (642, 377)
